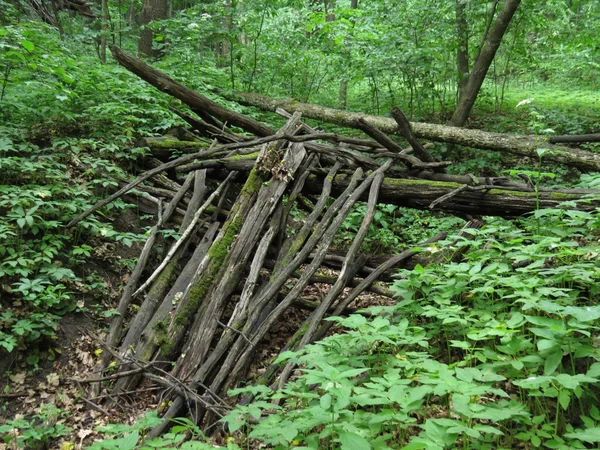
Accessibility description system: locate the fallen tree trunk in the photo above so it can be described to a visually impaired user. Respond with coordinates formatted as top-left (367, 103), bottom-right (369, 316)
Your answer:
top-left (109, 45), bottom-right (600, 173)
top-left (136, 137), bottom-right (600, 218)
top-left (231, 92), bottom-right (600, 172)
top-left (109, 45), bottom-right (274, 137)
top-left (548, 133), bottom-right (600, 144)
top-left (304, 174), bottom-right (599, 217)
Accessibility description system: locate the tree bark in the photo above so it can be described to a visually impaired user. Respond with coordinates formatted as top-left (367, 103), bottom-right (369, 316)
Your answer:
top-left (99, 0), bottom-right (108, 63)
top-left (337, 0), bottom-right (357, 110)
top-left (231, 91), bottom-right (600, 172)
top-left (138, 0), bottom-right (168, 57)
top-left (450, 0), bottom-right (521, 126)
top-left (107, 45), bottom-right (600, 172)
top-left (303, 174), bottom-right (599, 218)
top-left (455, 0), bottom-right (469, 100)
top-left (109, 45), bottom-right (274, 137)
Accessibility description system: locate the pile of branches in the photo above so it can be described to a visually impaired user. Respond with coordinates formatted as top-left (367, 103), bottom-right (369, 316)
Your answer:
top-left (69, 46), bottom-right (600, 437)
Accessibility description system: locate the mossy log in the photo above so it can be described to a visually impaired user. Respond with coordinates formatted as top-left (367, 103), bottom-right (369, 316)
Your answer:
top-left (303, 174), bottom-right (600, 217)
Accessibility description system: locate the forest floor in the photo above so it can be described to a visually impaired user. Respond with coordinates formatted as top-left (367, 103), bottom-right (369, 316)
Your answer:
top-left (0, 216), bottom-right (395, 448)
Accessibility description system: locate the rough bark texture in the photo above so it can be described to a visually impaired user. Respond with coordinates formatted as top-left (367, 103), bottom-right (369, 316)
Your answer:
top-left (109, 46), bottom-right (274, 137)
top-left (138, 0), bottom-right (168, 57)
top-left (304, 175), bottom-right (598, 217)
top-left (455, 0), bottom-right (469, 99)
top-left (231, 91), bottom-right (600, 172)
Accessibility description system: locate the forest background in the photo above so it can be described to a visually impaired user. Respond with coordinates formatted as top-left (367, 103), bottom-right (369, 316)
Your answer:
top-left (1, 0), bottom-right (600, 449)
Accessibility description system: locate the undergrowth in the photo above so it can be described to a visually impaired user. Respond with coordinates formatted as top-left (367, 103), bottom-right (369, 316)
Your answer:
top-left (218, 204), bottom-right (600, 450)
top-left (78, 202), bottom-right (600, 449)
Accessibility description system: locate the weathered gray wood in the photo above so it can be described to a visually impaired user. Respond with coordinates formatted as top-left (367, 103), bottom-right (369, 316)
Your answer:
top-left (278, 160), bottom-right (390, 388)
top-left (231, 92), bottom-right (600, 171)
top-left (102, 172), bottom-right (194, 367)
top-left (169, 116), bottom-right (308, 384)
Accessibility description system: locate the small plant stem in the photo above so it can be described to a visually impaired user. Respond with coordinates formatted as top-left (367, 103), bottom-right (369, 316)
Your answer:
top-left (554, 387), bottom-right (560, 435)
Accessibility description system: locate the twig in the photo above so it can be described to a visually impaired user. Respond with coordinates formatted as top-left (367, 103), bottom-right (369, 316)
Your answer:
top-left (0, 393), bottom-right (27, 398)
top-left (216, 320), bottom-right (252, 344)
top-left (133, 171), bottom-right (237, 297)
top-left (429, 184), bottom-right (470, 209)
top-left (66, 132), bottom-right (287, 227)
top-left (89, 386), bottom-right (162, 402)
top-left (75, 380), bottom-right (111, 415)
top-left (355, 118), bottom-right (451, 170)
top-left (312, 231), bottom-right (448, 342)
top-left (391, 106), bottom-right (439, 164)
top-left (69, 365), bottom-right (151, 383)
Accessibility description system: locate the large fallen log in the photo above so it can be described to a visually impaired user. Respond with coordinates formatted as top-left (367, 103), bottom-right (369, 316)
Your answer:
top-left (134, 137), bottom-right (600, 218)
top-left (304, 174), bottom-right (599, 217)
top-left (109, 45), bottom-right (274, 137)
top-left (230, 92), bottom-right (600, 172)
top-left (109, 44), bottom-right (600, 174)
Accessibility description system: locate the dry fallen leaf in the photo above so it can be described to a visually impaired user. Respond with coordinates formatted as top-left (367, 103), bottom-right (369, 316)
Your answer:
top-left (9, 372), bottom-right (26, 385)
top-left (77, 429), bottom-right (93, 440)
top-left (47, 373), bottom-right (60, 387)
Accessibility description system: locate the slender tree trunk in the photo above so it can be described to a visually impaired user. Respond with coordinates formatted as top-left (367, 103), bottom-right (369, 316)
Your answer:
top-left (99, 0), bottom-right (108, 63)
top-left (337, 0), bottom-right (357, 110)
top-left (138, 0), bottom-right (168, 57)
top-left (450, 0), bottom-right (521, 127)
top-left (338, 79), bottom-right (348, 110)
top-left (455, 0), bottom-right (469, 100)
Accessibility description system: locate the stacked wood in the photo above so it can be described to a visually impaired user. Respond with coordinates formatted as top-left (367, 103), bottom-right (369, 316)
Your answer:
top-left (70, 46), bottom-right (600, 437)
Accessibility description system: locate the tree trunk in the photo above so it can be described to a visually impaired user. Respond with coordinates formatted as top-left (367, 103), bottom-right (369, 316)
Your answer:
top-left (337, 0), bottom-right (357, 110)
top-left (450, 0), bottom-right (521, 126)
top-left (304, 173), bottom-right (599, 218)
top-left (99, 0), bottom-right (108, 63)
top-left (108, 45), bottom-right (600, 174)
top-left (138, 0), bottom-right (168, 57)
top-left (455, 0), bottom-right (469, 100)
top-left (231, 91), bottom-right (600, 172)
top-left (109, 45), bottom-right (274, 137)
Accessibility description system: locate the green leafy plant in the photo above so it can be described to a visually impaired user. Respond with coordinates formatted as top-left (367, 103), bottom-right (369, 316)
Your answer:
top-left (221, 205), bottom-right (600, 449)
top-left (0, 404), bottom-right (71, 449)
top-left (337, 202), bottom-right (464, 252)
top-left (88, 412), bottom-right (230, 449)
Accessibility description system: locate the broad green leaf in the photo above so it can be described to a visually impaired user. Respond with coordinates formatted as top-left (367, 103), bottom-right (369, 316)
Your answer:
top-left (587, 362), bottom-right (600, 378)
top-left (21, 40), bottom-right (35, 52)
top-left (537, 338), bottom-right (559, 353)
top-left (320, 393), bottom-right (332, 410)
top-left (280, 427), bottom-right (298, 441)
top-left (544, 350), bottom-right (563, 375)
top-left (339, 368), bottom-right (369, 378)
top-left (337, 431), bottom-right (371, 450)
top-left (473, 424), bottom-right (504, 435)
top-left (120, 431), bottom-right (140, 450)
top-left (401, 439), bottom-right (436, 450)
top-left (405, 385), bottom-right (431, 409)
top-left (558, 389), bottom-right (571, 410)
top-left (564, 427), bottom-right (600, 443)
top-left (451, 394), bottom-right (471, 417)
